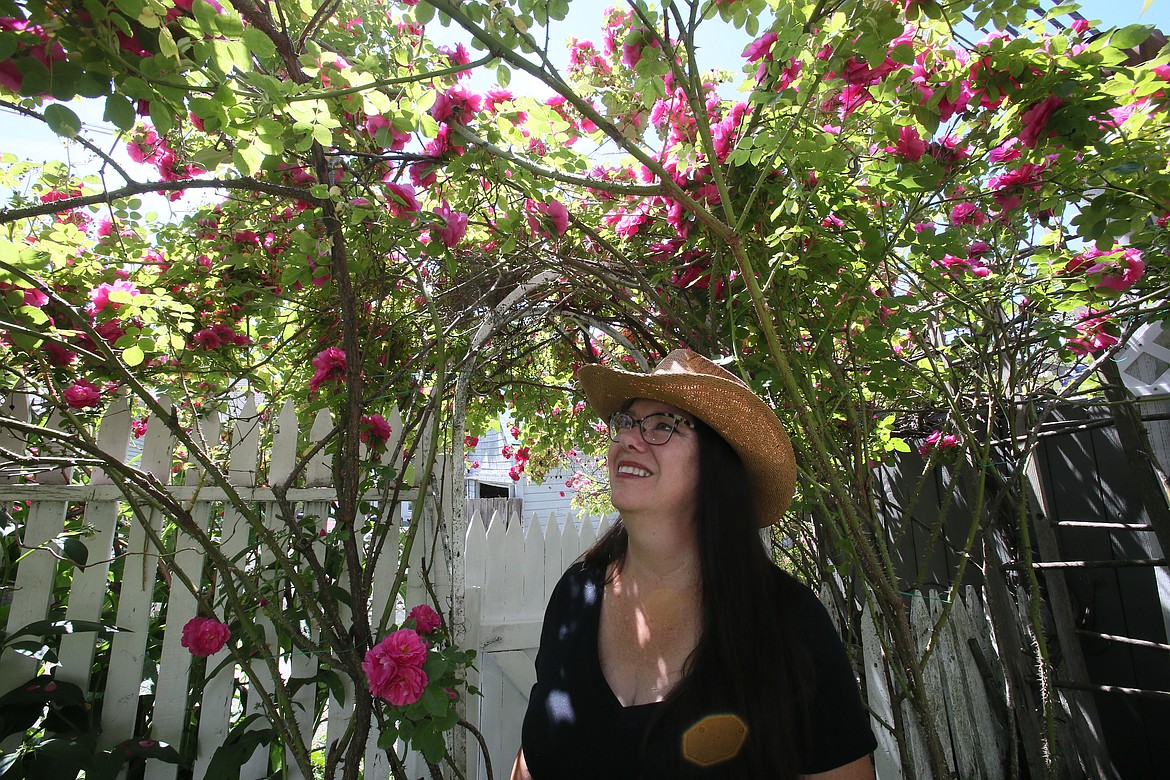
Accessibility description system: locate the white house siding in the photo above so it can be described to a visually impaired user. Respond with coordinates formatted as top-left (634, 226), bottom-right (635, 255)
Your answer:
top-left (464, 428), bottom-right (581, 520)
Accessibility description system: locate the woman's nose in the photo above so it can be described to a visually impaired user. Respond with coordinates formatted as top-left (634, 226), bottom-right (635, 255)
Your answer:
top-left (615, 424), bottom-right (646, 448)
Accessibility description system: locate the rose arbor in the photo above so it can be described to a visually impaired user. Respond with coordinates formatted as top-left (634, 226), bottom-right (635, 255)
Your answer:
top-left (1, 0), bottom-right (1168, 778)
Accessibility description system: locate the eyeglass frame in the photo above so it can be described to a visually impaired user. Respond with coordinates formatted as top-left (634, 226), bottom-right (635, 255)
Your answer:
top-left (606, 410), bottom-right (695, 445)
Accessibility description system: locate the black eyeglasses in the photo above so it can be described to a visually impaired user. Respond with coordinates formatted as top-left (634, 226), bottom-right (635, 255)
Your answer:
top-left (607, 411), bottom-right (694, 445)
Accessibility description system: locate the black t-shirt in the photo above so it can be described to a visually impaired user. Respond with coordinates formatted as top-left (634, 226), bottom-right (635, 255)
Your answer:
top-left (520, 561), bottom-right (877, 779)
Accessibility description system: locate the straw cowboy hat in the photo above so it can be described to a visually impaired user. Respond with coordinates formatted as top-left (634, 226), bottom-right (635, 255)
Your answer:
top-left (578, 349), bottom-right (796, 526)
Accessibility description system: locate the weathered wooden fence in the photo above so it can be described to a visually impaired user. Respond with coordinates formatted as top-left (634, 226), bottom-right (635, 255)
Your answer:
top-left (0, 389), bottom-right (429, 779)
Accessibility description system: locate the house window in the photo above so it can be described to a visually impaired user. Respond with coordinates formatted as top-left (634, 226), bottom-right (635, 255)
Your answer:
top-left (478, 483), bottom-right (509, 499)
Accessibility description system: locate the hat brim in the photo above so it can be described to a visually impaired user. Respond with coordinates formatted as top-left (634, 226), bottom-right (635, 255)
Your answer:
top-left (578, 363), bottom-right (796, 526)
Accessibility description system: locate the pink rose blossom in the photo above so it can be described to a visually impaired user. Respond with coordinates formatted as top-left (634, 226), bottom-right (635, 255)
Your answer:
top-left (364, 114), bottom-right (410, 150)
top-left (950, 202), bottom-right (987, 226)
top-left (933, 254), bottom-right (990, 278)
top-left (181, 617), bottom-right (231, 656)
top-left (45, 343), bottom-right (77, 366)
top-left (409, 604), bottom-right (442, 634)
top-left (1068, 312), bottom-right (1119, 356)
top-left (64, 379), bottom-right (102, 409)
top-left (364, 628), bottom-right (430, 706)
top-left (383, 181), bottom-right (421, 220)
top-left (890, 126), bottom-right (925, 162)
top-left (1018, 95), bottom-right (1064, 149)
top-left (483, 87), bottom-right (515, 113)
top-left (431, 84), bottom-right (483, 124)
top-left (433, 202), bottom-right (469, 248)
top-left (309, 347), bottom-right (347, 393)
top-left (743, 32), bottom-right (778, 63)
top-left (89, 280), bottom-right (140, 313)
top-left (127, 127), bottom-right (165, 165)
top-left (525, 198), bottom-right (570, 237)
top-left (1065, 247), bottom-right (1145, 292)
top-left (918, 430), bottom-right (960, 457)
top-left (360, 413), bottom-right (392, 446)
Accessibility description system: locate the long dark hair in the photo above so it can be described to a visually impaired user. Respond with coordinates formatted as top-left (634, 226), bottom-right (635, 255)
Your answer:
top-left (584, 418), bottom-right (813, 778)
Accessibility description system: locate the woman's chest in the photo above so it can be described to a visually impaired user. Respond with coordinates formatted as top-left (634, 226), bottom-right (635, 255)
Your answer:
top-left (598, 584), bottom-right (701, 707)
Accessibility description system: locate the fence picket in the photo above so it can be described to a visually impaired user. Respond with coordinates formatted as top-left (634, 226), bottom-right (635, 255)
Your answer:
top-left (930, 595), bottom-right (978, 779)
top-left (101, 400), bottom-right (174, 751)
top-left (0, 409), bottom-right (71, 695)
top-left (234, 400), bottom-right (298, 779)
top-left (900, 596), bottom-right (935, 779)
top-left (148, 412), bottom-right (221, 780)
top-left (55, 394), bottom-right (129, 690)
top-left (285, 407), bottom-right (334, 780)
top-left (0, 387), bottom-right (28, 485)
top-left (947, 588), bottom-right (1002, 780)
top-left (543, 512), bottom-right (563, 601)
top-left (194, 397), bottom-right (261, 779)
top-left (861, 601), bottom-right (902, 780)
top-left (522, 517), bottom-right (546, 617)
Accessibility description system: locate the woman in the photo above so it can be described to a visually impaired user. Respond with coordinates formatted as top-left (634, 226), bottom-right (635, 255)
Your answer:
top-left (513, 350), bottom-right (877, 779)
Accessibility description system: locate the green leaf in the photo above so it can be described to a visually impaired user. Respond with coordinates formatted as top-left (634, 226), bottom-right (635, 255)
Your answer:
top-left (150, 99), bottom-right (174, 136)
top-left (415, 1), bottom-right (435, 24)
top-left (233, 144), bottom-right (264, 176)
top-left (419, 685), bottom-right (450, 717)
top-left (413, 724), bottom-right (446, 763)
top-left (317, 668), bottom-right (347, 708)
top-left (61, 537), bottom-right (88, 568)
top-left (242, 27), bottom-right (276, 58)
top-left (1109, 24), bottom-right (1152, 50)
top-left (103, 94), bottom-right (136, 130)
top-left (192, 0), bottom-right (219, 34)
top-left (43, 104), bottom-right (82, 138)
top-left (122, 344), bottom-right (145, 367)
top-left (119, 75), bottom-right (153, 100)
top-left (0, 32), bottom-right (18, 63)
top-left (113, 0), bottom-right (144, 18)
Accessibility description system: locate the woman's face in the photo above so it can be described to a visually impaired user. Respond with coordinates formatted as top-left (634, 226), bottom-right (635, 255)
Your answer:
top-left (608, 398), bottom-right (701, 523)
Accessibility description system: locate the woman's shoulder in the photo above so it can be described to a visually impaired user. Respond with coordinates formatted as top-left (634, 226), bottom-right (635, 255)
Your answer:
top-left (546, 560), bottom-right (606, 611)
top-left (763, 565), bottom-right (840, 634)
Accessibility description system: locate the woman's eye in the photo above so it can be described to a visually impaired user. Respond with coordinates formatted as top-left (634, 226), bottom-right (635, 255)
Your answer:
top-left (652, 419), bottom-right (675, 431)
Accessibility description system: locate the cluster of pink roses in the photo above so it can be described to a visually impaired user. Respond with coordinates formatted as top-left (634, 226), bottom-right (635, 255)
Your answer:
top-left (191, 322), bottom-right (251, 351)
top-left (1064, 247), bottom-right (1145, 293)
top-left (364, 605), bottom-right (442, 707)
top-left (125, 126), bottom-right (204, 202)
top-left (918, 431), bottom-right (960, 458)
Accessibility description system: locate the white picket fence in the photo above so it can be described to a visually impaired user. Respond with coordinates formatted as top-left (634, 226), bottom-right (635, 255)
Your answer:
top-left (0, 389), bottom-right (421, 779)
